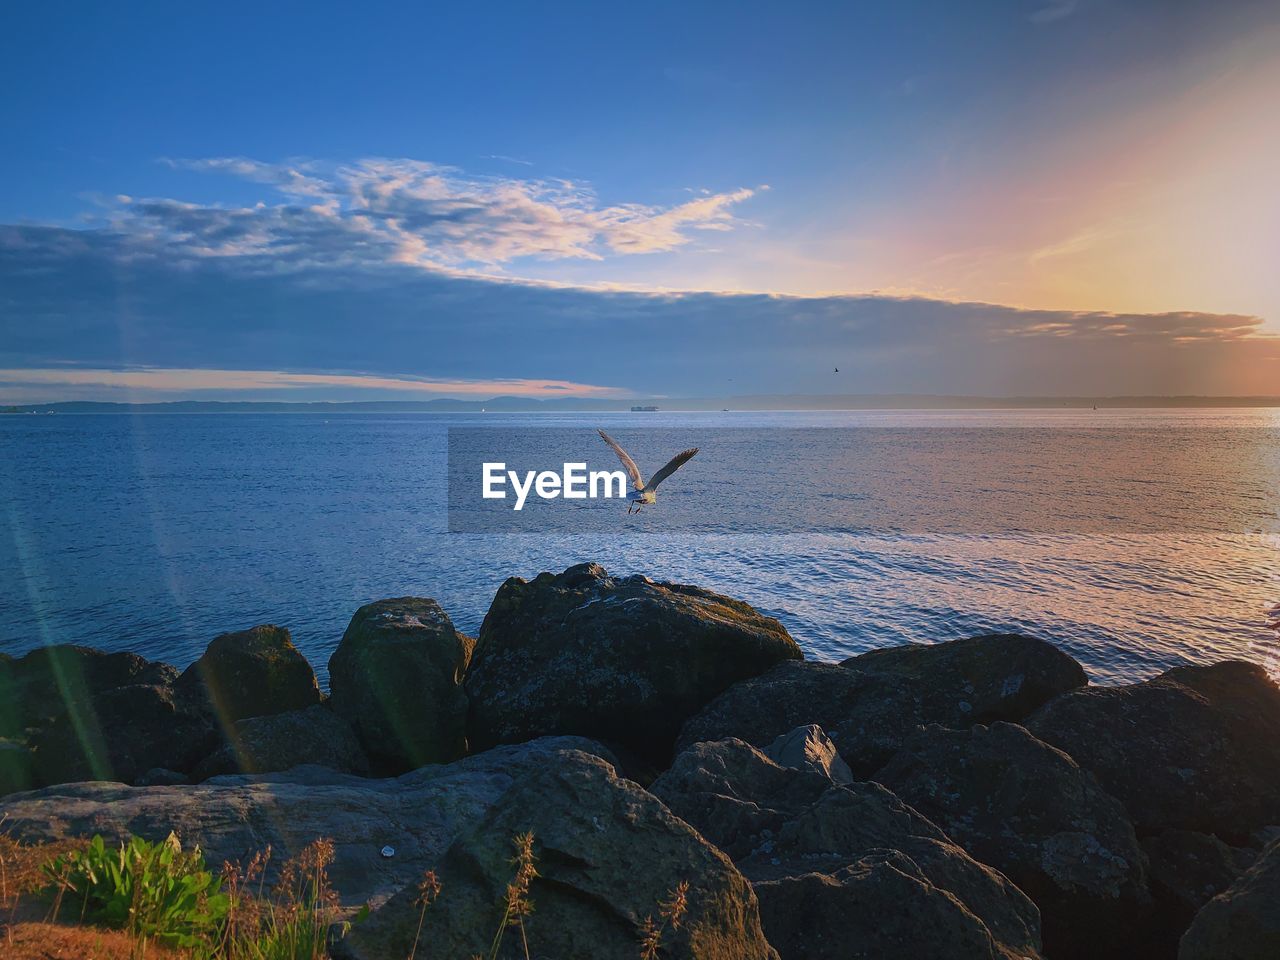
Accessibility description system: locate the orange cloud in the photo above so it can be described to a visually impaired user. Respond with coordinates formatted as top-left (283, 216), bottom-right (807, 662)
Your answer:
top-left (0, 368), bottom-right (628, 399)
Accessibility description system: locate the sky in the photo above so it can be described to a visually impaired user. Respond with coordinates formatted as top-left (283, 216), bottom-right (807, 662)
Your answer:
top-left (2, 0), bottom-right (1279, 401)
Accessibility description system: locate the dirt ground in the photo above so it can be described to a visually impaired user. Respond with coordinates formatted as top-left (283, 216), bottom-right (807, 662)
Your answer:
top-left (1, 921), bottom-right (186, 959)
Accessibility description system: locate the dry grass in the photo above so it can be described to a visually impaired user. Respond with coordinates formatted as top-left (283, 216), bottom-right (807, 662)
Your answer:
top-left (2, 826), bottom-right (693, 960)
top-left (0, 830), bottom-right (86, 909)
top-left (2, 920), bottom-right (190, 959)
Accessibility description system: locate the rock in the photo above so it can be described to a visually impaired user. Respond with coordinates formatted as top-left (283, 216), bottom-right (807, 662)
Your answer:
top-left (875, 721), bottom-right (1149, 959)
top-left (1143, 829), bottom-right (1258, 955)
top-left (763, 724), bottom-right (852, 784)
top-left (0, 738), bottom-right (34, 796)
top-left (652, 738), bottom-right (1044, 960)
top-left (676, 661), bottom-right (917, 775)
top-left (1027, 660), bottom-right (1280, 841)
top-left (1180, 837), bottom-right (1280, 960)
top-left (0, 736), bottom-right (616, 910)
top-left (465, 563), bottom-right (801, 762)
top-left (328, 598), bottom-right (473, 771)
top-left (338, 747), bottom-right (778, 960)
top-left (29, 681), bottom-right (216, 786)
top-left (754, 857), bottom-right (1034, 960)
top-left (177, 625), bottom-right (320, 725)
top-left (843, 633), bottom-right (1088, 719)
top-left (1, 644), bottom-right (176, 737)
top-left (193, 704), bottom-right (369, 780)
top-left (679, 634), bottom-right (1085, 775)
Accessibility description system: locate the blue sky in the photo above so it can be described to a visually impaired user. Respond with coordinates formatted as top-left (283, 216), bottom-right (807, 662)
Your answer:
top-left (2, 0), bottom-right (1278, 400)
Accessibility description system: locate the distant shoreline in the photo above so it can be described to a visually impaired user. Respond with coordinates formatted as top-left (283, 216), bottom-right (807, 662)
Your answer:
top-left (6, 395), bottom-right (1280, 414)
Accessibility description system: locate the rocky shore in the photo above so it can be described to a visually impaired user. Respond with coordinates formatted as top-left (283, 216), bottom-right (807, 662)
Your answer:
top-left (2, 562), bottom-right (1278, 958)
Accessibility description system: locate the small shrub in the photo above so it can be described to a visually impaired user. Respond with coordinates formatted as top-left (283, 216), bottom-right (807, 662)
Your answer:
top-left (43, 832), bottom-right (229, 948)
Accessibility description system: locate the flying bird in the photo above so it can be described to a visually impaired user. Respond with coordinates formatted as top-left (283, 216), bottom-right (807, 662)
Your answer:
top-left (597, 430), bottom-right (699, 514)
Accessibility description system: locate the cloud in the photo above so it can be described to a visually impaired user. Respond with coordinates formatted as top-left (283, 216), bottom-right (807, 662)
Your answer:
top-left (123, 157), bottom-right (756, 272)
top-left (482, 154), bottom-right (535, 167)
top-left (0, 367), bottom-right (626, 401)
top-left (1030, 0), bottom-right (1079, 23)
top-left (3, 223), bottom-right (1279, 400)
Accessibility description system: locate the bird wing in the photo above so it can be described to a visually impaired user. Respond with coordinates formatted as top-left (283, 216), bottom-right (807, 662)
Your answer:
top-left (597, 429), bottom-right (645, 490)
top-left (645, 447), bottom-right (699, 492)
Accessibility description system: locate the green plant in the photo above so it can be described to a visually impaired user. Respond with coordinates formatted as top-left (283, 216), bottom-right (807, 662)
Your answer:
top-left (43, 832), bottom-right (229, 948)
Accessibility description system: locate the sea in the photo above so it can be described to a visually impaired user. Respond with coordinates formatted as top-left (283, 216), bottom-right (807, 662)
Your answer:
top-left (3, 409), bottom-right (1278, 687)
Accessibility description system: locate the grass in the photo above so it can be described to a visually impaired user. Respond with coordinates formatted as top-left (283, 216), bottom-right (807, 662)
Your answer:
top-left (3, 826), bottom-right (690, 960)
top-left (44, 833), bottom-right (229, 947)
top-left (2, 827), bottom-right (349, 960)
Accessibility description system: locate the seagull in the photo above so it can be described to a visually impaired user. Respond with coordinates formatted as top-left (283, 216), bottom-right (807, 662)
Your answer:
top-left (597, 429), bottom-right (699, 514)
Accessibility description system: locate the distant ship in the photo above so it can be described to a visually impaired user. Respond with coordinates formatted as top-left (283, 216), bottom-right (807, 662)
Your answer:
top-left (630, 405), bottom-right (659, 412)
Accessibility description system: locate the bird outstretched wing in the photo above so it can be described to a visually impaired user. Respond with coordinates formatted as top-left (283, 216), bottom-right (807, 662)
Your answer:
top-left (597, 430), bottom-right (645, 490)
top-left (645, 447), bottom-right (699, 492)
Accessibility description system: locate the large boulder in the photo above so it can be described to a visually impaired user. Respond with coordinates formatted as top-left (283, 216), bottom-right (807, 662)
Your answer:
top-left (465, 563), bottom-right (801, 762)
top-left (339, 748), bottom-right (778, 960)
top-left (843, 633), bottom-right (1088, 718)
top-left (1180, 837), bottom-right (1280, 960)
top-left (0, 645), bottom-right (222, 792)
top-left (678, 634), bottom-right (1085, 776)
top-left (177, 625), bottom-right (320, 726)
top-left (193, 704), bottom-right (369, 780)
top-left (1027, 661), bottom-right (1280, 841)
top-left (875, 721), bottom-right (1150, 959)
top-left (1, 644), bottom-right (175, 739)
top-left (652, 738), bottom-right (1044, 960)
top-left (1143, 829), bottom-right (1259, 955)
top-left (0, 736), bottom-right (616, 910)
top-left (328, 598), bottom-right (473, 771)
top-left (753, 857), bottom-right (1033, 960)
top-left (29, 680), bottom-right (216, 787)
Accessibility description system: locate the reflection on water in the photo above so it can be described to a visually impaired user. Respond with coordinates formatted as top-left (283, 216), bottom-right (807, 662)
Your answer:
top-left (2, 409), bottom-right (1278, 685)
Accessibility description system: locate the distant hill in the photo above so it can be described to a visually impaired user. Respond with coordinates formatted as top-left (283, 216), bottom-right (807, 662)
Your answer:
top-left (5, 394), bottom-right (1280, 413)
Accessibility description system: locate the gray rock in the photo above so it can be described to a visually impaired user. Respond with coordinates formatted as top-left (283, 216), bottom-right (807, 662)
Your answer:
top-left (193, 704), bottom-right (368, 779)
top-left (30, 680), bottom-right (217, 787)
top-left (1180, 837), bottom-right (1280, 960)
top-left (0, 736), bottom-right (614, 910)
top-left (339, 748), bottom-right (779, 960)
top-left (679, 634), bottom-right (1085, 775)
top-left (754, 855), bottom-right (1036, 960)
top-left (465, 563), bottom-right (801, 762)
top-left (1143, 829), bottom-right (1258, 955)
top-left (177, 625), bottom-right (320, 725)
top-left (328, 598), bottom-right (473, 771)
top-left (763, 724), bottom-right (852, 784)
top-left (875, 721), bottom-right (1149, 959)
top-left (652, 737), bottom-right (1044, 960)
top-left (843, 633), bottom-right (1088, 719)
top-left (1027, 661), bottom-right (1280, 841)
top-left (0, 644), bottom-right (176, 738)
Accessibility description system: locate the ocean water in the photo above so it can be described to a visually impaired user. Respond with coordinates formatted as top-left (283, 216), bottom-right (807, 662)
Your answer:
top-left (2, 409), bottom-right (1278, 686)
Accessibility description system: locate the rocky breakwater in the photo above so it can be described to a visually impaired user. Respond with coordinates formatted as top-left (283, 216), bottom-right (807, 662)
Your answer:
top-left (1, 561), bottom-right (1278, 959)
